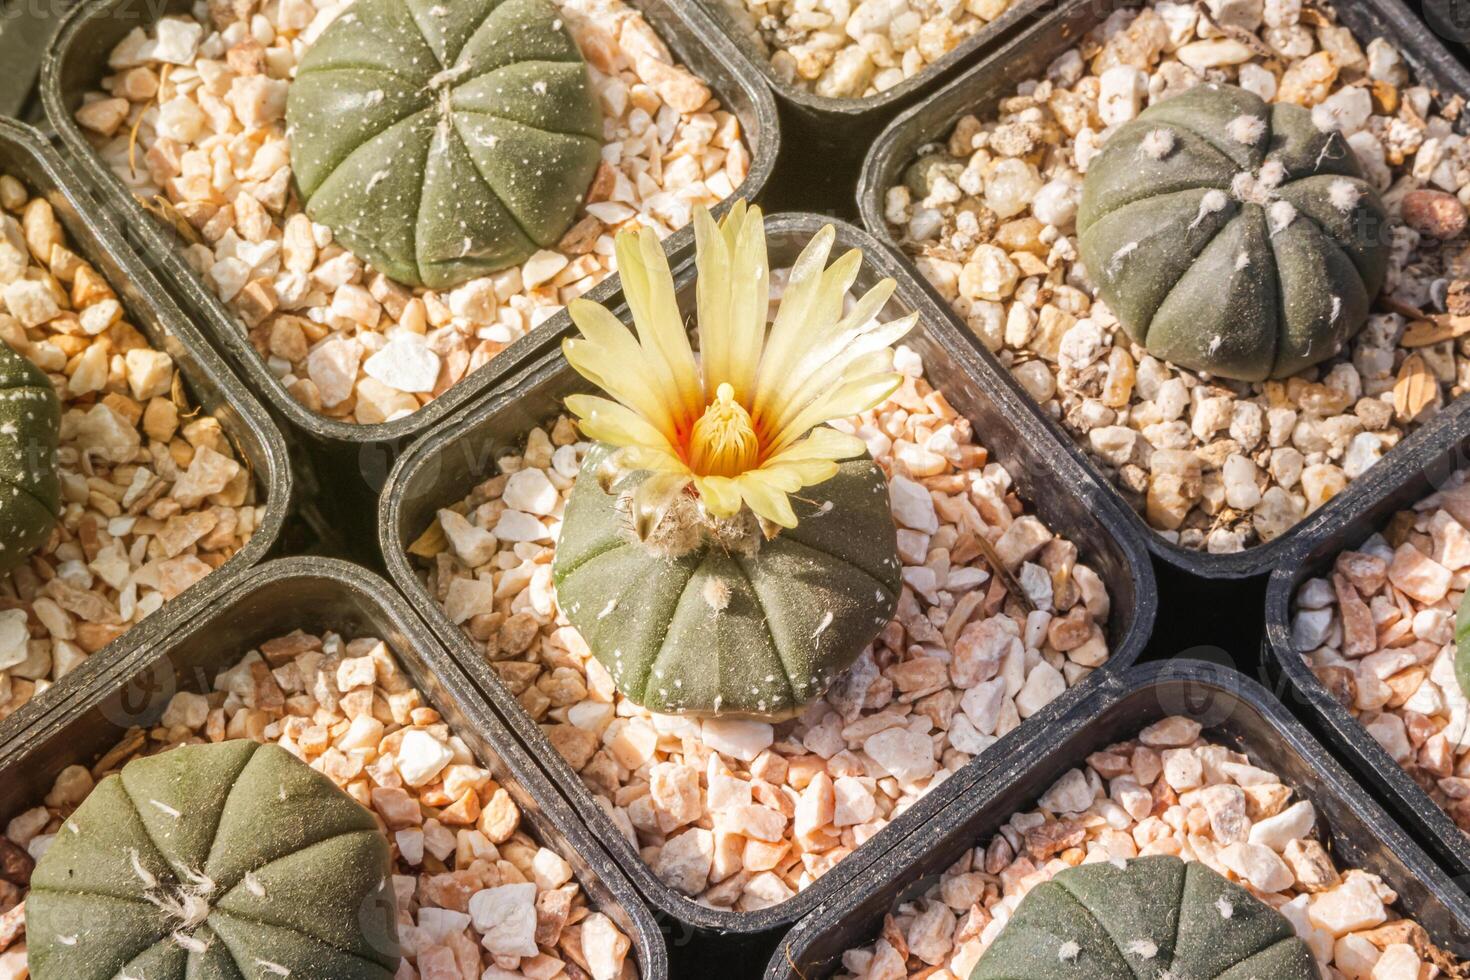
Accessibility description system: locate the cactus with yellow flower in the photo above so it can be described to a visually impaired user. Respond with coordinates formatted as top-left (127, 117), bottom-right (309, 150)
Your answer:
top-left (552, 202), bottom-right (915, 718)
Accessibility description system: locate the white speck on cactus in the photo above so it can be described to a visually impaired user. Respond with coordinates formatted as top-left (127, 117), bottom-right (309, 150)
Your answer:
top-left (1058, 941), bottom-right (1081, 962)
top-left (245, 870), bottom-right (267, 898)
top-left (812, 611), bottom-right (834, 638)
top-left (1208, 335), bottom-right (1223, 355)
top-left (1189, 190), bottom-right (1229, 230)
top-left (1141, 128), bottom-right (1176, 160)
top-left (1268, 200), bottom-right (1298, 234)
top-left (1128, 940), bottom-right (1159, 959)
top-left (1331, 296), bottom-right (1343, 322)
top-left (151, 799), bottom-right (182, 818)
top-left (1216, 895), bottom-right (1234, 919)
top-left (1234, 251), bottom-right (1251, 271)
top-left (1329, 178), bottom-right (1362, 212)
top-left (598, 599), bottom-right (618, 620)
top-left (1228, 115), bottom-right (1266, 146)
top-left (257, 961), bottom-right (292, 977)
top-left (57, 935), bottom-right (77, 946)
top-left (172, 930), bottom-right (209, 954)
top-left (129, 848), bottom-right (158, 888)
top-left (1110, 241), bottom-right (1139, 272)
top-left (366, 170), bottom-right (389, 194)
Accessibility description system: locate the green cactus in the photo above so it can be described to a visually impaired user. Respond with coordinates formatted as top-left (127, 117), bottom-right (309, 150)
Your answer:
top-left (26, 740), bottom-right (399, 980)
top-left (287, 0), bottom-right (603, 289)
top-left (0, 338), bottom-right (58, 572)
top-left (552, 443), bottom-right (901, 719)
top-left (1078, 83), bottom-right (1387, 382)
top-left (971, 855), bottom-right (1320, 979)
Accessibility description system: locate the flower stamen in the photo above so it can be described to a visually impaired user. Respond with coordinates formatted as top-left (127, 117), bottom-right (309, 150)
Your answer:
top-left (688, 383), bottom-right (760, 477)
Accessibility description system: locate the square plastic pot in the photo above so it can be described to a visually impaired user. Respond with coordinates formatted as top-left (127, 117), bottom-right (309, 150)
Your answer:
top-left (770, 659), bottom-right (1470, 978)
top-left (378, 211), bottom-right (1157, 936)
top-left (40, 0), bottom-right (780, 558)
top-left (856, 0), bottom-right (1470, 581)
top-left (0, 556), bottom-right (670, 979)
top-left (1264, 399), bottom-right (1470, 880)
top-left (0, 117), bottom-right (291, 749)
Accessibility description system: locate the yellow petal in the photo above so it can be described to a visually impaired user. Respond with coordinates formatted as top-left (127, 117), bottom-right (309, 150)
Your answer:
top-left (616, 227), bottom-right (702, 431)
top-left (766, 372), bottom-right (904, 454)
top-left (694, 474), bottom-right (744, 518)
top-left (734, 472), bottom-right (799, 528)
top-left (751, 223), bottom-right (835, 421)
top-left (564, 394), bottom-right (680, 457)
top-left (763, 426), bottom-right (867, 466)
top-left (563, 333), bottom-right (680, 445)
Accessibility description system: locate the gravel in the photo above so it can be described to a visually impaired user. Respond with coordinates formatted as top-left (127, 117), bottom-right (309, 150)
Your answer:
top-left (884, 0), bottom-right (1470, 554)
top-left (0, 172), bottom-right (257, 724)
top-left (1291, 466), bottom-right (1470, 837)
top-left (736, 0), bottom-right (1017, 98)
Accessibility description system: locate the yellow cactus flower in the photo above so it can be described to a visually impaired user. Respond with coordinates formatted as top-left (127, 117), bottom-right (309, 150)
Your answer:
top-left (562, 202), bottom-right (917, 529)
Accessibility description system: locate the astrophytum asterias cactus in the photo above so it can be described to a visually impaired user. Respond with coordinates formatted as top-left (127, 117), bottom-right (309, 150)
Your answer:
top-left (0, 338), bottom-right (59, 573)
top-left (26, 740), bottom-right (398, 979)
top-left (1079, 84), bottom-right (1387, 382)
top-left (971, 855), bottom-right (1320, 979)
top-left (552, 203), bottom-right (912, 718)
top-left (287, 0), bottom-right (603, 289)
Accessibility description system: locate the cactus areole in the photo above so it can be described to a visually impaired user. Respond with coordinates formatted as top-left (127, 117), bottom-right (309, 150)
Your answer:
top-left (0, 337), bottom-right (59, 572)
top-left (26, 740), bottom-right (399, 979)
top-left (1078, 84), bottom-right (1388, 382)
top-left (970, 855), bottom-right (1321, 979)
top-left (286, 0), bottom-right (603, 289)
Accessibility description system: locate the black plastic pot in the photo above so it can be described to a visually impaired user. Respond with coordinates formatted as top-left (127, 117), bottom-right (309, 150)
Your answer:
top-left (770, 660), bottom-right (1470, 978)
top-left (1263, 398), bottom-right (1470, 881)
top-left (40, 0), bottom-right (780, 559)
top-left (0, 117), bottom-right (291, 745)
top-left (856, 0), bottom-right (1470, 582)
top-left (0, 0), bottom-right (62, 118)
top-left (379, 212), bottom-right (1158, 937)
top-left (0, 557), bottom-right (670, 979)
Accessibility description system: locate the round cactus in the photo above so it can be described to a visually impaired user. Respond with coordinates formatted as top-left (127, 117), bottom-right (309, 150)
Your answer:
top-left (553, 444), bottom-right (901, 718)
top-left (970, 855), bottom-right (1320, 979)
top-left (287, 0), bottom-right (603, 289)
top-left (0, 338), bottom-right (59, 573)
top-left (1078, 83), bottom-right (1388, 382)
top-left (26, 740), bottom-right (399, 980)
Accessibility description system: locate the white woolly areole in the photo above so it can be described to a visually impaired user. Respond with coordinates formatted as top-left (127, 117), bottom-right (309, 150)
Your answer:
top-left (1058, 941), bottom-right (1081, 962)
top-left (1128, 940), bottom-right (1159, 959)
top-left (703, 576), bottom-right (731, 611)
top-left (1141, 128), bottom-right (1176, 160)
top-left (1234, 251), bottom-right (1251, 271)
top-left (1231, 171), bottom-right (1262, 203)
top-left (1190, 189), bottom-right (1229, 229)
top-left (1216, 895), bottom-right (1235, 919)
top-left (1269, 199), bottom-right (1298, 233)
top-left (1329, 178), bottom-right (1362, 212)
top-left (1228, 114), bottom-right (1266, 145)
top-left (1258, 159), bottom-right (1286, 190)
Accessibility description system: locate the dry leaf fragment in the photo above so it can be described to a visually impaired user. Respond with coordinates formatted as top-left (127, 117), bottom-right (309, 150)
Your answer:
top-left (1400, 316), bottom-right (1470, 347)
top-left (409, 519), bottom-right (448, 559)
top-left (1393, 353), bottom-right (1439, 421)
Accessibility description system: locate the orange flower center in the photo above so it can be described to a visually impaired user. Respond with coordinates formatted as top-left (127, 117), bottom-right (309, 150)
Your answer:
top-left (688, 383), bottom-right (760, 478)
